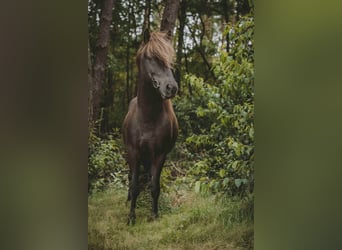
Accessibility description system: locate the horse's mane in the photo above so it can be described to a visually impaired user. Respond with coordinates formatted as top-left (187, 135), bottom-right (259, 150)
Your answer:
top-left (137, 31), bottom-right (175, 68)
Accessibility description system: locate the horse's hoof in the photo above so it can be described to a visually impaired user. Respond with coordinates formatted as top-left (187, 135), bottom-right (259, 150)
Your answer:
top-left (127, 216), bottom-right (136, 226)
top-left (148, 213), bottom-right (159, 222)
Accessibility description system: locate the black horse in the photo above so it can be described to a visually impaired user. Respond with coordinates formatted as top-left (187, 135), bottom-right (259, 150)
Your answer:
top-left (122, 30), bottom-right (179, 225)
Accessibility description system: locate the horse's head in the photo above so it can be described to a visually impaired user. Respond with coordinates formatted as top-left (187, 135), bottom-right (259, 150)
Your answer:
top-left (138, 30), bottom-right (178, 99)
top-left (143, 56), bottom-right (178, 99)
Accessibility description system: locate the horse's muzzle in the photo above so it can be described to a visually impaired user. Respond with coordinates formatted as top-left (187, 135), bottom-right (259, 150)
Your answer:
top-left (166, 83), bottom-right (178, 97)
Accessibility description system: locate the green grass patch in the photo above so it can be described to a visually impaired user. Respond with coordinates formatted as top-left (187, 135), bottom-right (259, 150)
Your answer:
top-left (88, 186), bottom-right (253, 250)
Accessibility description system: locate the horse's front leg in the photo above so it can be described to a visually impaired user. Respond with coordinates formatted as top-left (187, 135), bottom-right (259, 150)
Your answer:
top-left (150, 154), bottom-right (166, 219)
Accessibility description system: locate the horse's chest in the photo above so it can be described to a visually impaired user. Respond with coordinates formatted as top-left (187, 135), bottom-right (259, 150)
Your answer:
top-left (138, 121), bottom-right (173, 152)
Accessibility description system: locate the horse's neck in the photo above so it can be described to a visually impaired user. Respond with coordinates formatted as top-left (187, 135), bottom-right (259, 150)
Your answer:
top-left (137, 79), bottom-right (163, 121)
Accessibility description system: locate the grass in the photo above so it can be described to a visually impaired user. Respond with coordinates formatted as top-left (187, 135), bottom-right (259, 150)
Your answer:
top-left (88, 186), bottom-right (253, 250)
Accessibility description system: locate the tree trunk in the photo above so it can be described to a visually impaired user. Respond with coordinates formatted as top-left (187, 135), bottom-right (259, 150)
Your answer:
top-left (92, 0), bottom-right (114, 122)
top-left (142, 0), bottom-right (151, 32)
top-left (126, 1), bottom-right (132, 106)
top-left (88, 40), bottom-right (93, 129)
top-left (175, 0), bottom-right (186, 93)
top-left (236, 0), bottom-right (251, 19)
top-left (222, 0), bottom-right (231, 52)
top-left (184, 50), bottom-right (192, 95)
top-left (187, 21), bottom-right (216, 80)
top-left (160, 0), bottom-right (180, 34)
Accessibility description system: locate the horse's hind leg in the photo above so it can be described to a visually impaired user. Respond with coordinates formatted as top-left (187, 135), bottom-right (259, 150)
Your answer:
top-left (150, 155), bottom-right (166, 219)
top-left (127, 170), bottom-right (132, 202)
top-left (127, 158), bottom-right (140, 225)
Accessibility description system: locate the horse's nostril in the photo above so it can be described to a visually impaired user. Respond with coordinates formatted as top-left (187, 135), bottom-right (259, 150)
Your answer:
top-left (172, 86), bottom-right (178, 95)
top-left (166, 84), bottom-right (171, 90)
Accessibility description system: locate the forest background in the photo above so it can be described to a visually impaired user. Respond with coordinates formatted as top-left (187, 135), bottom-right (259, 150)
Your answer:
top-left (88, 0), bottom-right (254, 249)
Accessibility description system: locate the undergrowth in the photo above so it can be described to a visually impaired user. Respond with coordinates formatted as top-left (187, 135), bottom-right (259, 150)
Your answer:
top-left (88, 186), bottom-right (253, 250)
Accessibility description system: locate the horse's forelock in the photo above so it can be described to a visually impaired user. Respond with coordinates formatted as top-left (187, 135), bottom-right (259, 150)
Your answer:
top-left (137, 32), bottom-right (175, 68)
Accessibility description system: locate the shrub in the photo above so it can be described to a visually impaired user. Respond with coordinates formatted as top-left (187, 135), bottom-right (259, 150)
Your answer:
top-left (88, 129), bottom-right (127, 193)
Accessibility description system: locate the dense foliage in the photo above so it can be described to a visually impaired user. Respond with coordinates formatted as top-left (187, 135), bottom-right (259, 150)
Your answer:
top-left (173, 15), bottom-right (254, 198)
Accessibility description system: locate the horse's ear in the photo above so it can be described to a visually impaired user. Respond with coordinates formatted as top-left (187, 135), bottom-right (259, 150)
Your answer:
top-left (144, 29), bottom-right (150, 43)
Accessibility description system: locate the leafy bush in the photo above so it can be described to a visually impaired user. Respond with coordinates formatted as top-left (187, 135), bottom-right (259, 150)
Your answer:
top-left (88, 129), bottom-right (127, 193)
top-left (173, 15), bottom-right (254, 197)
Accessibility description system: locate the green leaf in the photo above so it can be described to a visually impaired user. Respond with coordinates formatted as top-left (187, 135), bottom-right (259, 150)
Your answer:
top-left (249, 127), bottom-right (254, 138)
top-left (234, 179), bottom-right (242, 188)
top-left (223, 178), bottom-right (229, 186)
top-left (235, 178), bottom-right (248, 188)
top-left (199, 177), bottom-right (207, 181)
top-left (232, 161), bottom-right (239, 169)
top-left (219, 169), bottom-right (225, 178)
top-left (194, 181), bottom-right (201, 193)
top-left (235, 147), bottom-right (241, 156)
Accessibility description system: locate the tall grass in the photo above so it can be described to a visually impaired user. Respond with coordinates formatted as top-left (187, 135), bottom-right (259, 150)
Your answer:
top-left (88, 186), bottom-right (253, 250)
